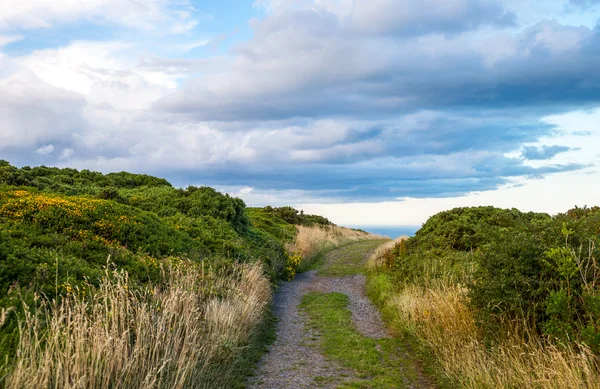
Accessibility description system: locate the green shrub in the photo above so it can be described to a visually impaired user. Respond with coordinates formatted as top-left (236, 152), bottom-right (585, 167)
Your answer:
top-left (0, 161), bottom-right (333, 374)
top-left (258, 206), bottom-right (332, 227)
top-left (384, 205), bottom-right (600, 351)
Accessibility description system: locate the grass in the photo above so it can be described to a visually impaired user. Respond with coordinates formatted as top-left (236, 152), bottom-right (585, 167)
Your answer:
top-left (297, 246), bottom-right (331, 272)
top-left (236, 307), bottom-right (279, 387)
top-left (366, 273), bottom-right (454, 388)
top-left (316, 239), bottom-right (389, 277)
top-left (3, 261), bottom-right (272, 389)
top-left (366, 242), bottom-right (600, 389)
top-left (289, 225), bottom-right (385, 271)
top-left (300, 292), bottom-right (416, 388)
top-left (392, 281), bottom-right (599, 389)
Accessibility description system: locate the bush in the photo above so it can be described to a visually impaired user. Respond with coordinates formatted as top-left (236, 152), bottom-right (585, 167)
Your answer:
top-left (258, 206), bottom-right (332, 227)
top-left (384, 205), bottom-right (600, 351)
top-left (0, 161), bottom-right (318, 365)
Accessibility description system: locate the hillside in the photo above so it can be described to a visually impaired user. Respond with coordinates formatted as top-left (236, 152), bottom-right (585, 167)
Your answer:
top-left (0, 160), bottom-right (377, 388)
top-left (369, 205), bottom-right (600, 388)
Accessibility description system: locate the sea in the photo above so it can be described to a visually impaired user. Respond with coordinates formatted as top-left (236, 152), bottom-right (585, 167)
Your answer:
top-left (348, 225), bottom-right (421, 238)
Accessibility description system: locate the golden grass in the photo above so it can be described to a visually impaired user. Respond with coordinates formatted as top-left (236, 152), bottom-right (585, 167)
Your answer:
top-left (387, 280), bottom-right (600, 389)
top-left (4, 261), bottom-right (271, 389)
top-left (366, 238), bottom-right (600, 388)
top-left (288, 224), bottom-right (384, 261)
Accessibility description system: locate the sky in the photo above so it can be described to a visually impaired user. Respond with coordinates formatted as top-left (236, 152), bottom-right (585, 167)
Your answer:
top-left (1, 0), bottom-right (600, 227)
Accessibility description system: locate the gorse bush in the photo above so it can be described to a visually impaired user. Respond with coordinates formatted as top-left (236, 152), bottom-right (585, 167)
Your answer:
top-left (0, 160), bottom-right (342, 380)
top-left (258, 206), bottom-right (332, 227)
top-left (384, 205), bottom-right (600, 351)
top-left (470, 210), bottom-right (600, 350)
top-left (121, 185), bottom-right (249, 233)
top-left (0, 160), bottom-right (171, 194)
top-left (369, 206), bottom-right (600, 388)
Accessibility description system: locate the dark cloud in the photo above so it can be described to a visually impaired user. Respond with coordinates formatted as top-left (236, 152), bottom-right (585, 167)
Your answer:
top-left (157, 150), bottom-right (586, 201)
top-left (350, 0), bottom-right (516, 36)
top-left (158, 11), bottom-right (600, 122)
top-left (23, 106), bottom-right (587, 201)
top-left (0, 72), bottom-right (87, 153)
top-left (142, 3), bottom-right (600, 201)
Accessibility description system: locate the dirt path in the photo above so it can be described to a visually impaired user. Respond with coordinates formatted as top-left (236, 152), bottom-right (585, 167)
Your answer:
top-left (247, 240), bottom-right (431, 389)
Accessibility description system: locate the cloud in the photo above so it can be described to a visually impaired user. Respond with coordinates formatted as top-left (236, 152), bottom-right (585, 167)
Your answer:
top-left (522, 145), bottom-right (573, 160)
top-left (158, 10), bottom-right (600, 122)
top-left (1, 0), bottom-right (599, 205)
top-left (0, 35), bottom-right (588, 203)
top-left (255, 0), bottom-right (516, 35)
top-left (0, 0), bottom-right (198, 33)
top-left (35, 144), bottom-right (55, 156)
top-left (0, 71), bottom-right (86, 151)
top-left (0, 34), bottom-right (22, 48)
top-left (60, 148), bottom-right (74, 159)
top-left (19, 41), bottom-right (175, 111)
top-left (349, 0), bottom-right (516, 36)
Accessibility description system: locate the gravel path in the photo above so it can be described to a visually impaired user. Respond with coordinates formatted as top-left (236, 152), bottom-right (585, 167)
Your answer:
top-left (247, 241), bottom-right (392, 389)
top-left (247, 270), bottom-right (356, 389)
top-left (308, 274), bottom-right (389, 339)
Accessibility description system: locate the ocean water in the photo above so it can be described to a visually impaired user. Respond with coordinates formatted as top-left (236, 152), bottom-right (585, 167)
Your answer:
top-left (348, 225), bottom-right (421, 238)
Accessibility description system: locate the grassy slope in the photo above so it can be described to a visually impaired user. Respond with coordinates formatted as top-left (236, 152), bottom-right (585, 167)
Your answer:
top-left (0, 161), bottom-right (335, 387)
top-left (316, 239), bottom-right (388, 277)
top-left (366, 206), bottom-right (600, 388)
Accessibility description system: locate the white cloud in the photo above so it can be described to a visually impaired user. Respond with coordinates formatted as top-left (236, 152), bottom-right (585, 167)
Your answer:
top-left (59, 148), bottom-right (74, 159)
top-left (520, 20), bottom-right (591, 55)
top-left (178, 40), bottom-right (211, 53)
top-left (22, 41), bottom-right (132, 95)
top-left (0, 71), bottom-right (86, 150)
top-left (20, 41), bottom-right (174, 111)
top-left (0, 0), bottom-right (199, 33)
top-left (0, 34), bottom-right (22, 48)
top-left (35, 144), bottom-right (55, 156)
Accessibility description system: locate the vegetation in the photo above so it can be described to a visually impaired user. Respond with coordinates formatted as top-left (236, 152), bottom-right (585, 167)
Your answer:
top-left (6, 262), bottom-right (270, 389)
top-left (251, 206), bottom-right (332, 228)
top-left (369, 206), bottom-right (600, 388)
top-left (0, 160), bottom-right (344, 388)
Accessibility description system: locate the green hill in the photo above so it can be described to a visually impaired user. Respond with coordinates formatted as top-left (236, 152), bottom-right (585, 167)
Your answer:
top-left (0, 160), bottom-right (332, 373)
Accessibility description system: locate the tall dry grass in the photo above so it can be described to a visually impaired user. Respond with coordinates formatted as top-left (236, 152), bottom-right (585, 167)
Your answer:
top-left (288, 224), bottom-right (384, 261)
top-left (388, 280), bottom-right (600, 388)
top-left (4, 261), bottom-right (271, 389)
top-left (367, 239), bottom-right (600, 388)
top-left (373, 275), bottom-right (600, 389)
